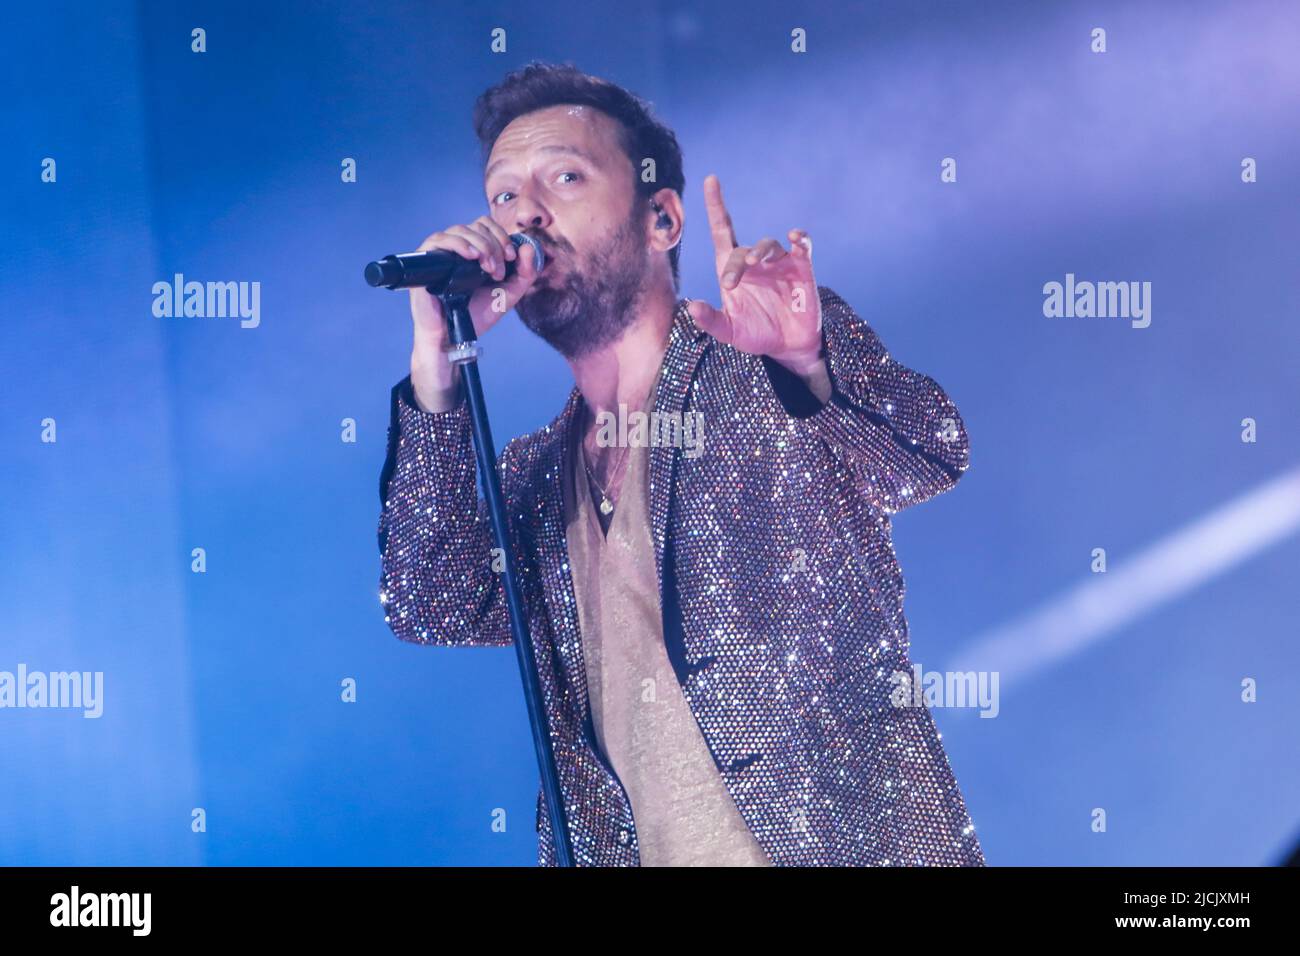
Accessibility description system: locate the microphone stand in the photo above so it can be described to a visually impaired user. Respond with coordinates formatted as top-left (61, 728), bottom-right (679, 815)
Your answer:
top-left (436, 289), bottom-right (575, 868)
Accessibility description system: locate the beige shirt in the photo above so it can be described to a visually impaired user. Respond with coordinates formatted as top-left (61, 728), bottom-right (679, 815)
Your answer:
top-left (562, 374), bottom-right (773, 867)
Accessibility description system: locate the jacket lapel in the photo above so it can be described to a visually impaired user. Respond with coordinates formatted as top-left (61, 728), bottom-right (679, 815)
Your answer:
top-left (647, 301), bottom-right (711, 602)
top-left (530, 386), bottom-right (586, 722)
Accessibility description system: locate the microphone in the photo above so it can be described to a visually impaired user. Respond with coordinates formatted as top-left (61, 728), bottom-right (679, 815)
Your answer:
top-left (364, 233), bottom-right (545, 294)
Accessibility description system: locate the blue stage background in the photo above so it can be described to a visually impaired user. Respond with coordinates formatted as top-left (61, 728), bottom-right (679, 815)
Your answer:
top-left (3, 0), bottom-right (1298, 865)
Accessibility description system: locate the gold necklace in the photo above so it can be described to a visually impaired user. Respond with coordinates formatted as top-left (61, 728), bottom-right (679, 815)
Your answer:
top-left (580, 406), bottom-right (632, 516)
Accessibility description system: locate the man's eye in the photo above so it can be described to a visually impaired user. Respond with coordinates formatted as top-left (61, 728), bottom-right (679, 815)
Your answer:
top-left (491, 191), bottom-right (515, 205)
top-left (556, 171), bottom-right (581, 185)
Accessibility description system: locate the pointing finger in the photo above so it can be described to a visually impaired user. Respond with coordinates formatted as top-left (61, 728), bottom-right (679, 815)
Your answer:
top-left (703, 174), bottom-right (737, 259)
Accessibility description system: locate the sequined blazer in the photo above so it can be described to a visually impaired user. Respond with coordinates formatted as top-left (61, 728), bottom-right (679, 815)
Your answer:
top-left (377, 285), bottom-right (985, 866)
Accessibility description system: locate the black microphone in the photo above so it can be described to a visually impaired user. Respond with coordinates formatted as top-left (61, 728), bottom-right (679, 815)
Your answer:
top-left (364, 233), bottom-right (545, 294)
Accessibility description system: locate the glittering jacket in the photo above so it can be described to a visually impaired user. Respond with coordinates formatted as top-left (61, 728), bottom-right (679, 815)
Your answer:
top-left (377, 285), bottom-right (985, 866)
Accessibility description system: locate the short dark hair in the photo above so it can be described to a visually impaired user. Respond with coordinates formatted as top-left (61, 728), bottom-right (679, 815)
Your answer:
top-left (473, 61), bottom-right (685, 289)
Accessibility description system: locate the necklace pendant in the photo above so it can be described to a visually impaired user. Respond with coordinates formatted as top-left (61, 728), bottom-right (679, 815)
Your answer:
top-left (599, 496), bottom-right (614, 515)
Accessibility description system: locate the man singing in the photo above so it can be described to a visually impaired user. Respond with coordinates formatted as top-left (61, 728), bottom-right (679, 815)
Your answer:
top-left (377, 62), bottom-right (984, 867)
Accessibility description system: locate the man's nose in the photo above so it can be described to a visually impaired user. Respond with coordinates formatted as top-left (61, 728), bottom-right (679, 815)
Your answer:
top-left (512, 195), bottom-right (551, 232)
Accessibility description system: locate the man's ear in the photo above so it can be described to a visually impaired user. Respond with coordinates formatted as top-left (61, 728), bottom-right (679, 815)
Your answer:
top-left (647, 187), bottom-right (684, 253)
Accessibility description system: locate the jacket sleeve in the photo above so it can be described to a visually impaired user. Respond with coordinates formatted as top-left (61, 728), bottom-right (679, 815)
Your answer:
top-left (763, 285), bottom-right (971, 515)
top-left (376, 374), bottom-right (511, 646)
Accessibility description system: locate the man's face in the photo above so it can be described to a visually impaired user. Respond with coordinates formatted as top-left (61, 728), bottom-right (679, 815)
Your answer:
top-left (483, 104), bottom-right (651, 359)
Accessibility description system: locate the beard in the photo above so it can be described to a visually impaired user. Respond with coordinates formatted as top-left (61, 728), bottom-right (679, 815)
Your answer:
top-left (513, 204), bottom-right (650, 360)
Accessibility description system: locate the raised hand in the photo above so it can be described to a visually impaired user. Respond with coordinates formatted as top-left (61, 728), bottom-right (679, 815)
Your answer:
top-left (686, 174), bottom-right (823, 373)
